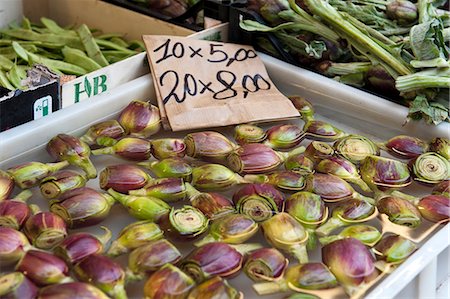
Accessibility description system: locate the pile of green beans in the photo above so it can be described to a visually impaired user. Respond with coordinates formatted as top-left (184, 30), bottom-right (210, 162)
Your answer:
top-left (0, 17), bottom-right (145, 91)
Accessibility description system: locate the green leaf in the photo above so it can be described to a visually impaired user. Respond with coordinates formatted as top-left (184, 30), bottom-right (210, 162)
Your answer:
top-left (408, 95), bottom-right (449, 125)
top-left (410, 19), bottom-right (448, 61)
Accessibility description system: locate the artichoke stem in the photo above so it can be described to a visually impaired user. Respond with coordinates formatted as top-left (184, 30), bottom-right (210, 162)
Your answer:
top-left (349, 178), bottom-right (372, 193)
top-left (96, 136), bottom-right (118, 147)
top-left (77, 158), bottom-right (97, 179)
top-left (287, 146), bottom-right (306, 158)
top-left (96, 226), bottom-right (112, 246)
top-left (318, 235), bottom-right (342, 246)
top-left (306, 228), bottom-right (318, 250)
top-left (91, 147), bottom-right (115, 156)
top-left (128, 188), bottom-right (147, 196)
top-left (243, 174), bottom-right (269, 184)
top-left (107, 189), bottom-right (128, 205)
top-left (112, 285), bottom-right (128, 299)
top-left (48, 161), bottom-right (70, 172)
top-left (230, 243), bottom-right (263, 255)
top-left (316, 217), bottom-right (345, 236)
top-left (124, 268), bottom-right (144, 282)
top-left (253, 281), bottom-right (286, 295)
top-left (60, 276), bottom-right (74, 284)
top-left (185, 183), bottom-right (201, 200)
top-left (79, 134), bottom-right (95, 145)
top-left (235, 173), bottom-right (248, 185)
top-left (289, 243), bottom-right (309, 263)
top-left (389, 190), bottom-right (420, 205)
top-left (106, 240), bottom-right (127, 257)
top-left (353, 193), bottom-right (376, 205)
top-left (13, 189), bottom-right (33, 202)
top-left (303, 115), bottom-right (315, 122)
top-left (29, 204), bottom-right (41, 215)
top-left (194, 234), bottom-right (218, 247)
top-left (137, 161), bottom-right (154, 169)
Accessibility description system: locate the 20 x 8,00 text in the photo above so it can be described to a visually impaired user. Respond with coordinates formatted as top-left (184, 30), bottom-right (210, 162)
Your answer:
top-left (159, 70), bottom-right (272, 104)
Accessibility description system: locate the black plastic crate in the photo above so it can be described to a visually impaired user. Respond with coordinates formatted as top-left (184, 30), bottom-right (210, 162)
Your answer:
top-left (102, 0), bottom-right (205, 31)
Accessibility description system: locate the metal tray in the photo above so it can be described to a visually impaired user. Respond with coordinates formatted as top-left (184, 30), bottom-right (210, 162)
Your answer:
top-left (1, 57), bottom-right (449, 298)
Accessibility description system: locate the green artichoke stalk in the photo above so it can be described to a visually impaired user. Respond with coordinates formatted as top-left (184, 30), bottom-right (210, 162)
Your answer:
top-left (315, 198), bottom-right (376, 236)
top-left (360, 155), bottom-right (411, 191)
top-left (377, 195), bottom-right (422, 228)
top-left (373, 235), bottom-right (417, 263)
top-left (379, 135), bottom-right (428, 159)
top-left (47, 134), bottom-right (97, 179)
top-left (429, 137), bottom-right (450, 160)
top-left (288, 96), bottom-right (315, 122)
top-left (191, 164), bottom-right (247, 191)
top-left (0, 272), bottom-right (38, 299)
top-left (91, 137), bottom-right (152, 161)
top-left (79, 119), bottom-right (126, 146)
top-left (317, 157), bottom-right (371, 192)
top-left (151, 138), bottom-right (187, 160)
top-left (144, 264), bottom-right (195, 299)
top-left (107, 220), bottom-right (164, 257)
top-left (39, 170), bottom-right (87, 199)
top-left (187, 276), bottom-right (243, 299)
top-left (261, 212), bottom-right (309, 263)
top-left (232, 183), bottom-right (285, 222)
top-left (244, 170), bottom-right (307, 192)
top-left (244, 247), bottom-right (288, 282)
top-left (411, 152), bottom-right (450, 185)
top-left (74, 254), bottom-right (127, 299)
top-left (0, 170), bottom-right (14, 201)
top-left (234, 124), bottom-right (267, 145)
top-left (108, 189), bottom-right (170, 221)
top-left (303, 120), bottom-right (347, 142)
top-left (126, 239), bottom-right (182, 281)
top-left (285, 191), bottom-right (328, 250)
top-left (158, 206), bottom-right (209, 240)
top-left (139, 157), bottom-right (192, 181)
top-left (130, 178), bottom-right (197, 202)
top-left (319, 225), bottom-right (382, 247)
top-left (194, 213), bottom-right (258, 246)
top-left (117, 100), bottom-right (161, 138)
top-left (184, 131), bottom-right (236, 163)
top-left (264, 124), bottom-right (305, 150)
top-left (99, 164), bottom-right (151, 193)
top-left (253, 263), bottom-right (338, 295)
top-left (322, 238), bottom-right (378, 297)
top-left (333, 135), bottom-right (380, 165)
top-left (7, 161), bottom-right (69, 189)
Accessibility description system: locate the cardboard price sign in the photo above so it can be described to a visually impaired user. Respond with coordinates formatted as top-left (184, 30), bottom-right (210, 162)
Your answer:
top-left (143, 35), bottom-right (299, 131)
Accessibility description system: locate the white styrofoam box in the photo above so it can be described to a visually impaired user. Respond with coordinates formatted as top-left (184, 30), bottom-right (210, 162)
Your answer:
top-left (0, 0), bottom-right (23, 28)
top-left (1, 55), bottom-right (449, 298)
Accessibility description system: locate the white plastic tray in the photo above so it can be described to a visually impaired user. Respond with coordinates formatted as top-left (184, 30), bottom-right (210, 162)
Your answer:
top-left (0, 57), bottom-right (449, 298)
